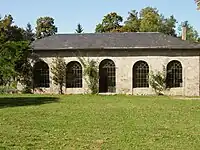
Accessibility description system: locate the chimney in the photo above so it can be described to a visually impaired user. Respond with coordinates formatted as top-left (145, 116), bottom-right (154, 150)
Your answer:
top-left (181, 21), bottom-right (187, 41)
top-left (182, 26), bottom-right (187, 40)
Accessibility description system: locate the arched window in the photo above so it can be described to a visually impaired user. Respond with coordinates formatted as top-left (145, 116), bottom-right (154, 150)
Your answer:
top-left (99, 59), bottom-right (116, 93)
top-left (33, 61), bottom-right (50, 88)
top-left (66, 61), bottom-right (82, 88)
top-left (167, 60), bottom-right (182, 88)
top-left (133, 61), bottom-right (149, 88)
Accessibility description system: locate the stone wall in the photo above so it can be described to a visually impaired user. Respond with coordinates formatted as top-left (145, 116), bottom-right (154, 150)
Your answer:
top-left (32, 49), bottom-right (200, 96)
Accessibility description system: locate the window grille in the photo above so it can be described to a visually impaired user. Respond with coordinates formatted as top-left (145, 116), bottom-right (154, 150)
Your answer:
top-left (133, 61), bottom-right (149, 88)
top-left (66, 61), bottom-right (82, 88)
top-left (33, 61), bottom-right (50, 88)
top-left (167, 60), bottom-right (182, 88)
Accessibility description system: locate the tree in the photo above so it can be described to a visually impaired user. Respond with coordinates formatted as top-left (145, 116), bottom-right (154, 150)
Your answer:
top-left (95, 12), bottom-right (123, 33)
top-left (0, 41), bottom-right (31, 86)
top-left (123, 10), bottom-right (140, 32)
top-left (178, 21), bottom-right (199, 42)
top-left (76, 23), bottom-right (84, 33)
top-left (35, 17), bottom-right (58, 39)
top-left (0, 14), bottom-right (25, 42)
top-left (195, 0), bottom-right (200, 10)
top-left (0, 43), bottom-right (16, 85)
top-left (51, 57), bottom-right (66, 94)
top-left (159, 15), bottom-right (177, 36)
top-left (0, 14), bottom-right (32, 92)
top-left (14, 41), bottom-right (32, 92)
top-left (139, 7), bottom-right (161, 32)
top-left (96, 7), bottom-right (177, 36)
top-left (24, 23), bottom-right (35, 41)
top-left (110, 27), bottom-right (127, 32)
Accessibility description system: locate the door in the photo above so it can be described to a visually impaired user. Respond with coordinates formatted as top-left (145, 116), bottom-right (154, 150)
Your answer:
top-left (99, 59), bottom-right (116, 93)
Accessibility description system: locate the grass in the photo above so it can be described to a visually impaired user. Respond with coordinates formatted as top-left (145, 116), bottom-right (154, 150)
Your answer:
top-left (0, 94), bottom-right (200, 150)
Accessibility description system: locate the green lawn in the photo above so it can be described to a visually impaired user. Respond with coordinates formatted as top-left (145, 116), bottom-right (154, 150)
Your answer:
top-left (0, 95), bottom-right (200, 150)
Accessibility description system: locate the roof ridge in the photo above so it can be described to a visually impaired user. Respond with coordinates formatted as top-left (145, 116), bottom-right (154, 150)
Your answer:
top-left (55, 32), bottom-right (161, 35)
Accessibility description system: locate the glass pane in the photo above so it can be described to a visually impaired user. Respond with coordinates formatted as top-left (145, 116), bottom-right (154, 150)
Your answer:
top-left (167, 61), bottom-right (182, 88)
top-left (66, 62), bottom-right (82, 88)
top-left (133, 61), bottom-right (149, 88)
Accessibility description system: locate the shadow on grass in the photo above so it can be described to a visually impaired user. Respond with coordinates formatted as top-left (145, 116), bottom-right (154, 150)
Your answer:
top-left (0, 96), bottom-right (59, 108)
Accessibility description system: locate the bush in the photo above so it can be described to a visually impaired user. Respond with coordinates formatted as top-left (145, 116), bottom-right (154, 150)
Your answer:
top-left (149, 67), bottom-right (167, 95)
top-left (21, 86), bottom-right (32, 94)
top-left (51, 57), bottom-right (66, 94)
top-left (78, 57), bottom-right (99, 94)
top-left (0, 86), bottom-right (18, 94)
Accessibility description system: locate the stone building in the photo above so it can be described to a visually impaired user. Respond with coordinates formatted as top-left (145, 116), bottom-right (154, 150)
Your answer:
top-left (32, 32), bottom-right (200, 96)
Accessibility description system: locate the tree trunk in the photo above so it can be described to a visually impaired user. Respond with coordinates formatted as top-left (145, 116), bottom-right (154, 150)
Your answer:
top-left (59, 84), bottom-right (63, 94)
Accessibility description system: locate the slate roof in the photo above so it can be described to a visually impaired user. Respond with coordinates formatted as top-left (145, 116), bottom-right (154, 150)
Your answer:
top-left (32, 32), bottom-right (200, 50)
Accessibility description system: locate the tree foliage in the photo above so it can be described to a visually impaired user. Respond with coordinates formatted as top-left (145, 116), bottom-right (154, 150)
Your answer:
top-left (0, 41), bottom-right (31, 87)
top-left (0, 14), bottom-right (32, 92)
top-left (51, 57), bottom-right (66, 94)
top-left (35, 16), bottom-right (58, 39)
top-left (195, 0), bottom-right (200, 10)
top-left (123, 10), bottom-right (140, 32)
top-left (76, 23), bottom-right (84, 33)
top-left (23, 23), bottom-right (35, 41)
top-left (139, 7), bottom-right (161, 32)
top-left (0, 15), bottom-right (25, 42)
top-left (95, 12), bottom-right (123, 33)
top-left (96, 7), bottom-right (177, 37)
top-left (0, 42), bottom-right (17, 85)
top-left (159, 15), bottom-right (177, 36)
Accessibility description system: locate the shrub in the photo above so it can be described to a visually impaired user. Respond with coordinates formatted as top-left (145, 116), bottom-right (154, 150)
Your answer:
top-left (51, 57), bottom-right (66, 94)
top-left (21, 86), bottom-right (32, 94)
top-left (0, 86), bottom-right (18, 94)
top-left (78, 57), bottom-right (99, 94)
top-left (149, 67), bottom-right (167, 95)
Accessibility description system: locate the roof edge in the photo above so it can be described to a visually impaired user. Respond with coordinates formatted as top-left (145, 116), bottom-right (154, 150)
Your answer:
top-left (33, 46), bottom-right (200, 50)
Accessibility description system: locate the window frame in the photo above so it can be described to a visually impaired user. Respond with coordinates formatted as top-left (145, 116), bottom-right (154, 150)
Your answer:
top-left (66, 61), bottom-right (83, 88)
top-left (33, 61), bottom-right (50, 88)
top-left (133, 61), bottom-right (149, 88)
top-left (166, 60), bottom-right (183, 88)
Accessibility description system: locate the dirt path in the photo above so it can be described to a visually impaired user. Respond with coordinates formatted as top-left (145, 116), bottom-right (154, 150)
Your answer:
top-left (171, 96), bottom-right (200, 100)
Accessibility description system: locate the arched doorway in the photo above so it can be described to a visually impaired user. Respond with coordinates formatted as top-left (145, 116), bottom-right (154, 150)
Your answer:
top-left (99, 59), bottom-right (116, 93)
top-left (33, 61), bottom-right (50, 88)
